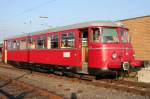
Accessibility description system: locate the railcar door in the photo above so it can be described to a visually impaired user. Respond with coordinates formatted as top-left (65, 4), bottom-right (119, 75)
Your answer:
top-left (79, 29), bottom-right (88, 73)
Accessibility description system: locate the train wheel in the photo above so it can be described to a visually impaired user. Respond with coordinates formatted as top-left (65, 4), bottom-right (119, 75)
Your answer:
top-left (118, 70), bottom-right (130, 80)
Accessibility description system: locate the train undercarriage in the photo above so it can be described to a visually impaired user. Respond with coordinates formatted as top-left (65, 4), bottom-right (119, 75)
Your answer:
top-left (7, 60), bottom-right (142, 80)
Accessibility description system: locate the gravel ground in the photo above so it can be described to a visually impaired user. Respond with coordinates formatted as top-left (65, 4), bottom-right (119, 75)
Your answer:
top-left (0, 74), bottom-right (60, 99)
top-left (0, 66), bottom-right (149, 99)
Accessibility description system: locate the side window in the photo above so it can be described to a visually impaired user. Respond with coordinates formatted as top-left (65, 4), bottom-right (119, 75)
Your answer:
top-left (48, 34), bottom-right (58, 49)
top-left (16, 41), bottom-right (20, 50)
top-left (13, 40), bottom-right (16, 49)
top-left (91, 28), bottom-right (101, 43)
top-left (61, 32), bottom-right (75, 48)
top-left (7, 41), bottom-right (13, 50)
top-left (20, 40), bottom-right (26, 50)
top-left (120, 30), bottom-right (128, 43)
top-left (27, 38), bottom-right (36, 49)
top-left (36, 36), bottom-right (46, 49)
top-left (7, 41), bottom-right (10, 50)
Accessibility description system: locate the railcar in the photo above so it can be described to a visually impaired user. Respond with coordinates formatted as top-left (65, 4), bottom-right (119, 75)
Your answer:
top-left (2, 21), bottom-right (142, 75)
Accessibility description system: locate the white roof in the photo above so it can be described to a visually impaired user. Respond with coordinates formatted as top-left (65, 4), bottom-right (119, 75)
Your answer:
top-left (6, 21), bottom-right (124, 40)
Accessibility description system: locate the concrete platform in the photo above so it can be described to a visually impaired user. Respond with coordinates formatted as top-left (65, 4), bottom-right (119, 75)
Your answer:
top-left (138, 65), bottom-right (150, 83)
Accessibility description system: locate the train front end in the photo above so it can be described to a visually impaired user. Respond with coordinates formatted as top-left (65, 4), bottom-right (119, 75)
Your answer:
top-left (88, 25), bottom-right (142, 75)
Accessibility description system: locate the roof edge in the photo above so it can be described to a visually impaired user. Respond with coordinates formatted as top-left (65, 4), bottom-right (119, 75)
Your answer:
top-left (118, 15), bottom-right (150, 21)
top-left (5, 21), bottom-right (123, 40)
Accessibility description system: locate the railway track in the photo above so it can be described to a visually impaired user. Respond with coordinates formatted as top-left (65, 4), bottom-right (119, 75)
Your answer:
top-left (0, 67), bottom-right (63, 99)
top-left (0, 62), bottom-right (150, 98)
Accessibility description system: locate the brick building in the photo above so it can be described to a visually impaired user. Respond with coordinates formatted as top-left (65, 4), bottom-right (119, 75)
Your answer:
top-left (120, 15), bottom-right (150, 61)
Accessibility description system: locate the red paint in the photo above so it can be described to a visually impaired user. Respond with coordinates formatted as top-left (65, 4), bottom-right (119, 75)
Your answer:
top-left (3, 25), bottom-right (142, 73)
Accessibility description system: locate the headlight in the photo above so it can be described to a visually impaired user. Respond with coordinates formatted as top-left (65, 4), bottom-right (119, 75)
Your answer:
top-left (112, 52), bottom-right (117, 59)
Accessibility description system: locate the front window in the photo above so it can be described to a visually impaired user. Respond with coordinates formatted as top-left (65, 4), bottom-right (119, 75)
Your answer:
top-left (120, 29), bottom-right (129, 43)
top-left (101, 28), bottom-right (119, 43)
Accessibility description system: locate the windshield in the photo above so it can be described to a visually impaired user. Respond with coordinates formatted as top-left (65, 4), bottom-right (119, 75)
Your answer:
top-left (101, 28), bottom-right (119, 43)
top-left (91, 28), bottom-right (129, 44)
top-left (120, 29), bottom-right (129, 43)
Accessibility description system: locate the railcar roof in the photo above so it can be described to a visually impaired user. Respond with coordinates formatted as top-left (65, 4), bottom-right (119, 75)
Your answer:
top-left (5, 21), bottom-right (124, 40)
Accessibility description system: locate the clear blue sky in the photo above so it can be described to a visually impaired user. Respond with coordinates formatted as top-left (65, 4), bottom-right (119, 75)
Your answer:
top-left (0, 0), bottom-right (150, 42)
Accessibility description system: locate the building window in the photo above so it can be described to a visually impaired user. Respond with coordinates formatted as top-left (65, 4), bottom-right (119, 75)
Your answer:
top-left (27, 38), bottom-right (36, 49)
top-left (61, 32), bottom-right (75, 48)
top-left (20, 40), bottom-right (26, 50)
top-left (36, 36), bottom-right (46, 49)
top-left (47, 34), bottom-right (58, 49)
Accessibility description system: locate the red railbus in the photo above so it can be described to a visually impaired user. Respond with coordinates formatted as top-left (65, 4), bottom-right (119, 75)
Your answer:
top-left (2, 21), bottom-right (142, 75)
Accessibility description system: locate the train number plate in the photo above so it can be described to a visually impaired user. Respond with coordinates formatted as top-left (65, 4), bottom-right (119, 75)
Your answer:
top-left (63, 52), bottom-right (70, 58)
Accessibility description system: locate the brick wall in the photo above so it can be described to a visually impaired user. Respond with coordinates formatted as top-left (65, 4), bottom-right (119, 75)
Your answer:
top-left (121, 16), bottom-right (150, 60)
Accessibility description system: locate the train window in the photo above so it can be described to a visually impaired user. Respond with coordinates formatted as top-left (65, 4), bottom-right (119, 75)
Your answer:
top-left (27, 38), bottom-right (36, 49)
top-left (47, 34), bottom-right (58, 49)
top-left (13, 40), bottom-right (16, 49)
top-left (81, 29), bottom-right (88, 47)
top-left (7, 41), bottom-right (13, 50)
top-left (20, 40), bottom-right (26, 50)
top-left (61, 32), bottom-right (75, 48)
top-left (36, 36), bottom-right (46, 49)
top-left (16, 41), bottom-right (20, 50)
top-left (91, 28), bottom-right (101, 43)
top-left (120, 30), bottom-right (129, 43)
top-left (101, 28), bottom-right (119, 43)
